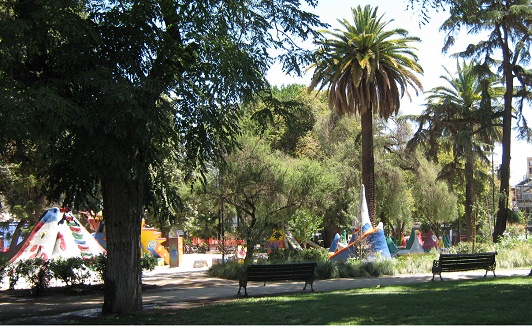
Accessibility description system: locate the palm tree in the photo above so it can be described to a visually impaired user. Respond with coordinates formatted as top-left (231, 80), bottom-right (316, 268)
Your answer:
top-left (309, 5), bottom-right (423, 226)
top-left (408, 60), bottom-right (502, 242)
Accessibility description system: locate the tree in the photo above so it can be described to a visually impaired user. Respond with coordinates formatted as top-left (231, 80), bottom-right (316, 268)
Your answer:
top-left (0, 0), bottom-right (326, 314)
top-left (411, 156), bottom-right (458, 232)
top-left (249, 85), bottom-right (318, 156)
top-left (437, 0), bottom-right (532, 242)
top-left (309, 5), bottom-right (423, 227)
top-left (408, 60), bottom-right (502, 241)
top-left (217, 132), bottom-right (338, 261)
top-left (374, 116), bottom-right (417, 239)
top-left (298, 108), bottom-right (363, 246)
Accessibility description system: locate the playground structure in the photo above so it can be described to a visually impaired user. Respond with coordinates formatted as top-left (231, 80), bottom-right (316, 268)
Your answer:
top-left (80, 211), bottom-right (170, 265)
top-left (8, 207), bottom-right (106, 264)
top-left (267, 229), bottom-right (302, 250)
top-left (141, 220), bottom-right (170, 265)
top-left (261, 184), bottom-right (452, 261)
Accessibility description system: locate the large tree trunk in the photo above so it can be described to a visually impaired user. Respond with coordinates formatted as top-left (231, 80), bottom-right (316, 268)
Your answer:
top-left (361, 109), bottom-right (376, 227)
top-left (465, 148), bottom-right (475, 242)
top-left (493, 101), bottom-right (511, 242)
top-left (101, 176), bottom-right (144, 314)
top-left (493, 36), bottom-right (513, 243)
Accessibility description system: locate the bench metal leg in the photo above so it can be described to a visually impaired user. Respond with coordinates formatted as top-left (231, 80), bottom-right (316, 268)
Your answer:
top-left (238, 283), bottom-right (248, 296)
top-left (431, 273), bottom-right (443, 281)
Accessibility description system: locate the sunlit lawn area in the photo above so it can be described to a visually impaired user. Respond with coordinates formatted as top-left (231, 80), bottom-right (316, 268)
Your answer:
top-left (66, 276), bottom-right (532, 325)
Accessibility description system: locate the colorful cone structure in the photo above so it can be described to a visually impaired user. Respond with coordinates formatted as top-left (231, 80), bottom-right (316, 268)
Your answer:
top-left (330, 184), bottom-right (391, 261)
top-left (328, 233), bottom-right (340, 253)
top-left (80, 211), bottom-right (106, 248)
top-left (9, 207), bottom-right (106, 263)
top-left (386, 236), bottom-right (399, 256)
top-left (422, 229), bottom-right (439, 252)
top-left (80, 211), bottom-right (170, 265)
top-left (404, 227), bottom-right (416, 250)
top-left (397, 229), bottom-right (424, 255)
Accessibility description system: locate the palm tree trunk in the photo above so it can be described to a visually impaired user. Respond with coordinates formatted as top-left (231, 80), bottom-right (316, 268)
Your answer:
top-left (361, 109), bottom-right (376, 227)
top-left (465, 148), bottom-right (475, 242)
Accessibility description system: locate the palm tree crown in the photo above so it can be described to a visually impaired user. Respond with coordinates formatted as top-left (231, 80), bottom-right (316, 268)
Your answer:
top-left (309, 5), bottom-right (423, 118)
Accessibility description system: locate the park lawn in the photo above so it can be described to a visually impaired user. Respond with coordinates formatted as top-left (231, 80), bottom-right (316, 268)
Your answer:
top-left (70, 276), bottom-right (532, 325)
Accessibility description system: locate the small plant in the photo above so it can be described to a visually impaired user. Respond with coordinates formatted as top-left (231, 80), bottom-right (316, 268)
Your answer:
top-left (267, 248), bottom-right (291, 263)
top-left (8, 263), bottom-right (20, 290)
top-left (0, 256), bottom-right (8, 285)
top-left (141, 253), bottom-right (158, 272)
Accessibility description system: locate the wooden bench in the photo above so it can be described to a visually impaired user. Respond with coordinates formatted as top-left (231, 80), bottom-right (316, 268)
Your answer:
top-left (238, 262), bottom-right (317, 296)
top-left (432, 252), bottom-right (497, 281)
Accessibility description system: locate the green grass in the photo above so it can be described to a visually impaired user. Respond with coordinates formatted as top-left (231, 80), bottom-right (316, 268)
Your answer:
top-left (63, 276), bottom-right (532, 325)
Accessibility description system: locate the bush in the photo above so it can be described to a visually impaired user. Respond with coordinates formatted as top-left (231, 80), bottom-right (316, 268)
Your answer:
top-left (314, 260), bottom-right (334, 279)
top-left (267, 248), bottom-right (329, 264)
top-left (331, 260), bottom-right (361, 278)
top-left (207, 239), bottom-right (532, 281)
top-left (49, 257), bottom-right (91, 286)
top-left (393, 252), bottom-right (436, 274)
top-left (208, 248), bottom-right (402, 280)
top-left (83, 253), bottom-right (159, 281)
top-left (86, 254), bottom-right (106, 282)
top-left (266, 248), bottom-right (292, 263)
top-left (294, 248), bottom-right (329, 262)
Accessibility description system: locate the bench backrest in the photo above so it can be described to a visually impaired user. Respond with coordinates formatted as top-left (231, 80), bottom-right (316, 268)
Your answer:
top-left (246, 263), bottom-right (317, 281)
top-left (438, 252), bottom-right (496, 272)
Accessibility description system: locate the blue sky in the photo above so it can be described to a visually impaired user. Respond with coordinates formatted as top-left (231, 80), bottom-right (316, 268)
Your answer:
top-left (267, 0), bottom-right (532, 185)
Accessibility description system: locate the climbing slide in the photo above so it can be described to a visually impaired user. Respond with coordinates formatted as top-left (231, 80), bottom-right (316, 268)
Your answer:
top-left (328, 228), bottom-right (378, 261)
